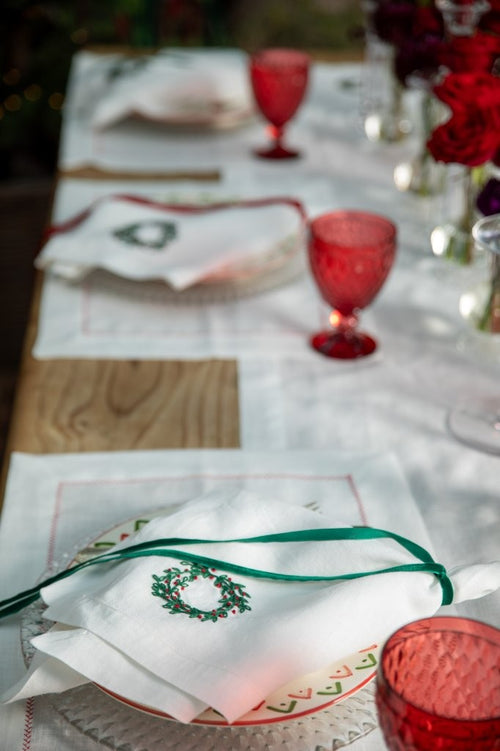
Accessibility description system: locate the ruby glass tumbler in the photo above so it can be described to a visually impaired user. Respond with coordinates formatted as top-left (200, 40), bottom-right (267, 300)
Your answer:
top-left (249, 48), bottom-right (310, 159)
top-left (308, 210), bottom-right (397, 359)
top-left (376, 616), bottom-right (500, 750)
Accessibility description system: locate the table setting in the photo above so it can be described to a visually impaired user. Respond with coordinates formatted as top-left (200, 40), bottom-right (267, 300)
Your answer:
top-left (1, 29), bottom-right (500, 751)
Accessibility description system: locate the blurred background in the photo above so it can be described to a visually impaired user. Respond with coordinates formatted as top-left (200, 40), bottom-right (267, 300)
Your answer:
top-left (1, 0), bottom-right (363, 180)
top-left (0, 0), bottom-right (363, 459)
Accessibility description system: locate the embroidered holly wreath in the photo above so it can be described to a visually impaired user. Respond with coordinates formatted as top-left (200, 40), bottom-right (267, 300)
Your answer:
top-left (151, 561), bottom-right (251, 622)
top-left (113, 220), bottom-right (177, 250)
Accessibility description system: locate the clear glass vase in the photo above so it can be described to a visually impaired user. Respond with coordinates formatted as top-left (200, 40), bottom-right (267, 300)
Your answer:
top-left (460, 232), bottom-right (500, 334)
top-left (430, 164), bottom-right (480, 264)
top-left (394, 86), bottom-right (446, 196)
top-left (360, 34), bottom-right (411, 144)
top-left (449, 214), bottom-right (500, 454)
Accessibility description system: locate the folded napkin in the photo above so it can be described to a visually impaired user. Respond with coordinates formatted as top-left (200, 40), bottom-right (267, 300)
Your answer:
top-left (91, 49), bottom-right (254, 130)
top-left (35, 196), bottom-right (306, 289)
top-left (2, 490), bottom-right (499, 724)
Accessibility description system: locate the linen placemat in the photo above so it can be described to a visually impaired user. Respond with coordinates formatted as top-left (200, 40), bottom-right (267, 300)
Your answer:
top-left (0, 449), bottom-right (431, 750)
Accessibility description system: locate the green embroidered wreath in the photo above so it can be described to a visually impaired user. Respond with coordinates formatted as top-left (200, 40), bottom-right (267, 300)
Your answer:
top-left (151, 561), bottom-right (251, 623)
top-left (113, 220), bottom-right (177, 250)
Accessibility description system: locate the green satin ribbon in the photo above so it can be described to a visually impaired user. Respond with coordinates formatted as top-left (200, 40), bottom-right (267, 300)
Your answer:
top-left (0, 526), bottom-right (454, 620)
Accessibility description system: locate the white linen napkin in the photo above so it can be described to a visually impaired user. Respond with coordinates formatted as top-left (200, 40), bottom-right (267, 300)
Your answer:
top-left (2, 489), bottom-right (499, 724)
top-left (35, 196), bottom-right (306, 289)
top-left (91, 49), bottom-right (254, 130)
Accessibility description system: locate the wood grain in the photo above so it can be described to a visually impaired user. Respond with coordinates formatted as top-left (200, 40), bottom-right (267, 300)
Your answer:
top-left (0, 271), bottom-right (240, 509)
top-left (7, 357), bottom-right (239, 454)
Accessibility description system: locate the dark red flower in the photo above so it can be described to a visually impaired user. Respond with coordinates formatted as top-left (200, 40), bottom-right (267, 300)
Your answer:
top-left (477, 178), bottom-right (500, 215)
top-left (432, 71), bottom-right (500, 111)
top-left (373, 0), bottom-right (417, 46)
top-left (412, 5), bottom-right (444, 37)
top-left (439, 31), bottom-right (500, 73)
top-left (395, 34), bottom-right (444, 84)
top-left (428, 114), bottom-right (499, 166)
top-left (427, 72), bottom-right (500, 166)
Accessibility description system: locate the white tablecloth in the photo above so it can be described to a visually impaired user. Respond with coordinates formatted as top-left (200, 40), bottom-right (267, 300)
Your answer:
top-left (1, 49), bottom-right (499, 750)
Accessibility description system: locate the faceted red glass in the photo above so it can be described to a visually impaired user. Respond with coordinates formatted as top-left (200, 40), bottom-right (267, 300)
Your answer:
top-left (308, 210), bottom-right (397, 359)
top-left (249, 48), bottom-right (310, 159)
top-left (376, 616), bottom-right (500, 750)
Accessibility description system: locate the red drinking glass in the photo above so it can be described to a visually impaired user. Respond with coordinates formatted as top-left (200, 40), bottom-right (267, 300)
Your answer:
top-left (249, 48), bottom-right (310, 159)
top-left (376, 616), bottom-right (500, 750)
top-left (308, 210), bottom-right (396, 359)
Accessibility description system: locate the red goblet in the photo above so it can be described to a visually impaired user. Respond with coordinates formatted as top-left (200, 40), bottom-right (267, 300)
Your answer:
top-left (249, 48), bottom-right (310, 159)
top-left (376, 616), bottom-right (500, 751)
top-left (308, 210), bottom-right (397, 359)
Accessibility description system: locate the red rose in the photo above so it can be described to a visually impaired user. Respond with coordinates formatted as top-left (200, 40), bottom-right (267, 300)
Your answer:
top-left (439, 31), bottom-right (500, 73)
top-left (427, 72), bottom-right (500, 166)
top-left (432, 71), bottom-right (500, 111)
top-left (427, 111), bottom-right (500, 165)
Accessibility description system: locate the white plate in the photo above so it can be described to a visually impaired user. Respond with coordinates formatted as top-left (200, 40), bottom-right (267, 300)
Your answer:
top-left (74, 512), bottom-right (380, 727)
top-left (21, 510), bottom-right (380, 748)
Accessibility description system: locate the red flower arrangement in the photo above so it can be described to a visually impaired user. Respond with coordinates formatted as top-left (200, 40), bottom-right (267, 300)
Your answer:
top-left (427, 72), bottom-right (500, 166)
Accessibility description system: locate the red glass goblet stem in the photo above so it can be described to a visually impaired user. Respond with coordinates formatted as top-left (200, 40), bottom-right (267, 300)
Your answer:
top-left (376, 616), bottom-right (500, 751)
top-left (308, 210), bottom-right (397, 359)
